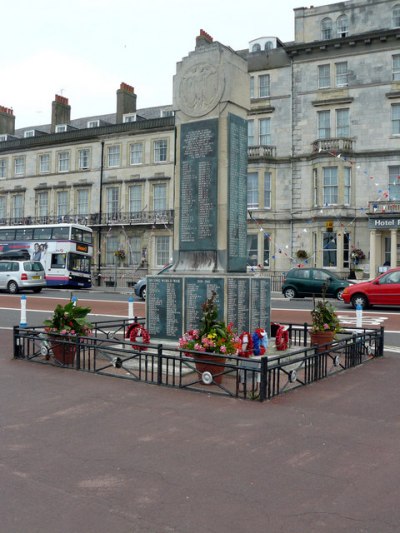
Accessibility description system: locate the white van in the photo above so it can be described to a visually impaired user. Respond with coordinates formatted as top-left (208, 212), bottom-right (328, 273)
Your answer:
top-left (0, 260), bottom-right (46, 294)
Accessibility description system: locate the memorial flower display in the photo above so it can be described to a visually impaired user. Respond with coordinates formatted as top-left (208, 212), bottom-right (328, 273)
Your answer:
top-left (43, 301), bottom-right (93, 336)
top-left (179, 291), bottom-right (241, 355)
top-left (310, 297), bottom-right (340, 335)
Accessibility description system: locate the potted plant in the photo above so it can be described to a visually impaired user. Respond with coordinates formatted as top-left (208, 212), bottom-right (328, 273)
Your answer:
top-left (178, 291), bottom-right (240, 384)
top-left (43, 300), bottom-right (93, 364)
top-left (350, 248), bottom-right (365, 279)
top-left (309, 295), bottom-right (340, 349)
top-left (296, 249), bottom-right (309, 260)
top-left (114, 249), bottom-right (126, 262)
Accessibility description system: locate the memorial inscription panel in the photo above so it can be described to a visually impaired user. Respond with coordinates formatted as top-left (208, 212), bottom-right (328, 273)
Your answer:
top-left (227, 114), bottom-right (248, 272)
top-left (249, 278), bottom-right (271, 333)
top-left (227, 277), bottom-right (251, 332)
top-left (184, 277), bottom-right (224, 332)
top-left (146, 276), bottom-right (183, 339)
top-left (179, 119), bottom-right (218, 251)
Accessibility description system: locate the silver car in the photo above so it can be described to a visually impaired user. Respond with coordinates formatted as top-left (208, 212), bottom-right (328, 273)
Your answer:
top-left (0, 260), bottom-right (46, 294)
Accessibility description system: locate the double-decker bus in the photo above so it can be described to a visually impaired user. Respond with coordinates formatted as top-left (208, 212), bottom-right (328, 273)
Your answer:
top-left (0, 223), bottom-right (93, 288)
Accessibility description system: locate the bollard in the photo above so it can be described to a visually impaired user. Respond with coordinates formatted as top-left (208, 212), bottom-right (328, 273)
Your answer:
top-left (128, 295), bottom-right (134, 323)
top-left (71, 295), bottom-right (77, 307)
top-left (356, 303), bottom-right (363, 328)
top-left (20, 294), bottom-right (27, 328)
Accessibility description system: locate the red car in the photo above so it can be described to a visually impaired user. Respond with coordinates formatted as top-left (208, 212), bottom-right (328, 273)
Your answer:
top-left (342, 267), bottom-right (400, 308)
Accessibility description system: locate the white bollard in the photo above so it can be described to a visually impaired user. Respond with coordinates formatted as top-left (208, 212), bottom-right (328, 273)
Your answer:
top-left (20, 294), bottom-right (27, 328)
top-left (71, 295), bottom-right (77, 306)
top-left (128, 295), bottom-right (134, 323)
top-left (356, 303), bottom-right (363, 328)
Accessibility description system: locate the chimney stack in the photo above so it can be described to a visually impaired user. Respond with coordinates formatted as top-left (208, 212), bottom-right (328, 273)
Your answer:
top-left (51, 94), bottom-right (71, 133)
top-left (0, 105), bottom-right (15, 135)
top-left (116, 82), bottom-right (137, 123)
top-left (196, 29), bottom-right (214, 49)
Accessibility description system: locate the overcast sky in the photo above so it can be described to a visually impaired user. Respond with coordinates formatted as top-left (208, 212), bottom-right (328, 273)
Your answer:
top-left (2, 0), bottom-right (338, 129)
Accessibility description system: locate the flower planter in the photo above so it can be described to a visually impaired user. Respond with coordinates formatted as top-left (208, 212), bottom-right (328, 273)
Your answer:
top-left (194, 354), bottom-right (227, 385)
top-left (310, 331), bottom-right (335, 353)
top-left (49, 335), bottom-right (76, 365)
top-left (355, 270), bottom-right (364, 280)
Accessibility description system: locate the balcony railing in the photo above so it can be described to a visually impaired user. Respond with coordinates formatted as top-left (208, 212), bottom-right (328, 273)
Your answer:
top-left (0, 210), bottom-right (175, 228)
top-left (368, 200), bottom-right (400, 214)
top-left (247, 145), bottom-right (277, 160)
top-left (312, 137), bottom-right (354, 153)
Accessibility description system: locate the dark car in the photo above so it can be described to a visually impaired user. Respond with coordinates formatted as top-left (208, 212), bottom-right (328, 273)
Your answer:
top-left (134, 263), bottom-right (173, 300)
top-left (342, 267), bottom-right (400, 308)
top-left (282, 267), bottom-right (352, 301)
top-left (0, 249), bottom-right (31, 261)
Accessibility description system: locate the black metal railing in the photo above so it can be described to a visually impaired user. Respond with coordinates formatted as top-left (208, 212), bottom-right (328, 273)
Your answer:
top-left (13, 320), bottom-right (384, 402)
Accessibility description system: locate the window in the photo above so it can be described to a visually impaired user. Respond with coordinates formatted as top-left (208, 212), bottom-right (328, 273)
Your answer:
top-left (14, 157), bottom-right (25, 176)
top-left (247, 235), bottom-right (258, 267)
top-left (265, 41), bottom-right (273, 50)
top-left (153, 183), bottom-right (167, 211)
top-left (154, 140), bottom-right (167, 162)
top-left (129, 184), bottom-right (142, 214)
top-left (57, 191), bottom-right (69, 217)
top-left (130, 143), bottom-right (143, 165)
top-left (392, 104), bottom-right (400, 134)
top-left (259, 74), bottom-right (270, 98)
top-left (389, 166), bottom-right (400, 200)
top-left (336, 108), bottom-right (349, 136)
top-left (37, 191), bottom-right (49, 218)
top-left (323, 167), bottom-right (338, 205)
top-left (247, 172), bottom-right (258, 208)
top-left (12, 194), bottom-right (24, 221)
top-left (250, 77), bottom-right (255, 98)
top-left (58, 151), bottom-right (70, 172)
top-left (318, 110), bottom-right (331, 139)
top-left (0, 196), bottom-right (6, 222)
top-left (128, 236), bottom-right (142, 265)
top-left (343, 232), bottom-right (350, 268)
top-left (336, 62), bottom-right (348, 87)
top-left (318, 64), bottom-right (330, 89)
top-left (55, 124), bottom-right (67, 133)
top-left (393, 55), bottom-right (400, 81)
top-left (336, 14), bottom-right (348, 37)
top-left (24, 130), bottom-right (35, 138)
top-left (77, 189), bottom-right (89, 215)
top-left (247, 120), bottom-right (255, 146)
top-left (107, 145), bottom-right (120, 167)
top-left (259, 118), bottom-right (271, 145)
top-left (123, 113), bottom-right (137, 123)
top-left (252, 43), bottom-right (261, 52)
top-left (323, 232), bottom-right (337, 267)
top-left (0, 159), bottom-right (6, 178)
top-left (264, 172), bottom-right (271, 209)
top-left (321, 17), bottom-right (333, 40)
top-left (344, 167), bottom-right (351, 205)
top-left (393, 4), bottom-right (400, 27)
top-left (107, 187), bottom-right (119, 217)
top-left (313, 169), bottom-right (318, 207)
top-left (78, 149), bottom-right (90, 170)
top-left (263, 234), bottom-right (270, 267)
top-left (155, 235), bottom-right (170, 266)
top-left (87, 120), bottom-right (100, 128)
top-left (106, 236), bottom-right (119, 265)
top-left (39, 153), bottom-right (50, 174)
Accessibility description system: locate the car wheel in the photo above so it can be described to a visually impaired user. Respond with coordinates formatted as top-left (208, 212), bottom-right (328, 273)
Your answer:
top-left (140, 286), bottom-right (146, 301)
top-left (33, 288), bottom-right (42, 293)
top-left (283, 287), bottom-right (297, 299)
top-left (7, 281), bottom-right (19, 294)
top-left (351, 294), bottom-right (369, 309)
top-left (336, 288), bottom-right (345, 301)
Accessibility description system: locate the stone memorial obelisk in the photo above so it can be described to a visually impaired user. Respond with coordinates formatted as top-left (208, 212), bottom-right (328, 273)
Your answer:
top-left (146, 31), bottom-right (271, 340)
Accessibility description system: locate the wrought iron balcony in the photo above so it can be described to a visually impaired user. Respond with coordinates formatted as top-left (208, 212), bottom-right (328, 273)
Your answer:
top-left (247, 145), bottom-right (277, 160)
top-left (312, 138), bottom-right (355, 153)
top-left (0, 210), bottom-right (175, 228)
top-left (368, 200), bottom-right (400, 214)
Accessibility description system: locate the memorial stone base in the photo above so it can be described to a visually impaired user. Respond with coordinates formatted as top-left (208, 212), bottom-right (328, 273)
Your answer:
top-left (146, 273), bottom-right (271, 341)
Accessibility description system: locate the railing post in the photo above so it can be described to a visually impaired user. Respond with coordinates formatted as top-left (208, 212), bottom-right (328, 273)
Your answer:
top-left (303, 323), bottom-right (309, 347)
top-left (13, 325), bottom-right (23, 359)
top-left (259, 356), bottom-right (267, 402)
top-left (379, 326), bottom-right (385, 356)
top-left (75, 335), bottom-right (81, 370)
top-left (157, 344), bottom-right (163, 385)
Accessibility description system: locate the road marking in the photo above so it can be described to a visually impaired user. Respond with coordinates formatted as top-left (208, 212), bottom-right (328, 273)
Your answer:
top-left (338, 315), bottom-right (388, 326)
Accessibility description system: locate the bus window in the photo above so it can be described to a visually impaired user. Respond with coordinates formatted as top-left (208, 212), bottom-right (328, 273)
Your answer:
top-left (51, 226), bottom-right (69, 240)
top-left (71, 227), bottom-right (83, 242)
top-left (0, 229), bottom-right (16, 241)
top-left (33, 227), bottom-right (52, 240)
top-left (51, 254), bottom-right (66, 268)
top-left (82, 230), bottom-right (93, 244)
top-left (15, 228), bottom-right (34, 240)
top-left (69, 253), bottom-right (91, 274)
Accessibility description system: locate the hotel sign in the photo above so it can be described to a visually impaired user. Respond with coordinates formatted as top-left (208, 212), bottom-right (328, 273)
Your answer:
top-left (368, 218), bottom-right (400, 228)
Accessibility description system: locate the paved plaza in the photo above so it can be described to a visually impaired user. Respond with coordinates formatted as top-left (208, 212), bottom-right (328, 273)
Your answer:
top-left (1, 330), bottom-right (400, 533)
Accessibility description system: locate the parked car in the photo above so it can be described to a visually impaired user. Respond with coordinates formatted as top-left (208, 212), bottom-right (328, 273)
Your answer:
top-left (0, 249), bottom-right (31, 261)
top-left (0, 260), bottom-right (46, 294)
top-left (134, 263), bottom-right (173, 300)
top-left (342, 267), bottom-right (400, 308)
top-left (282, 267), bottom-right (352, 301)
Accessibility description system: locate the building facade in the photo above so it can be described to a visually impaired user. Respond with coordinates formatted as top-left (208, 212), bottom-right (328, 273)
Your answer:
top-left (1, 0), bottom-right (400, 285)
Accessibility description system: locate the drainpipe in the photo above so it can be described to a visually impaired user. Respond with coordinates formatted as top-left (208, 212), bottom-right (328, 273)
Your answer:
top-left (97, 141), bottom-right (105, 274)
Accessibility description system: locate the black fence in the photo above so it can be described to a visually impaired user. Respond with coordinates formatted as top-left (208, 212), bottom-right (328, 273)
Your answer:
top-left (13, 319), bottom-right (384, 402)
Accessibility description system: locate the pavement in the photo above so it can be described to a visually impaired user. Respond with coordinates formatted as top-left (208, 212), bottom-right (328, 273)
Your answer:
top-left (1, 329), bottom-right (400, 532)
